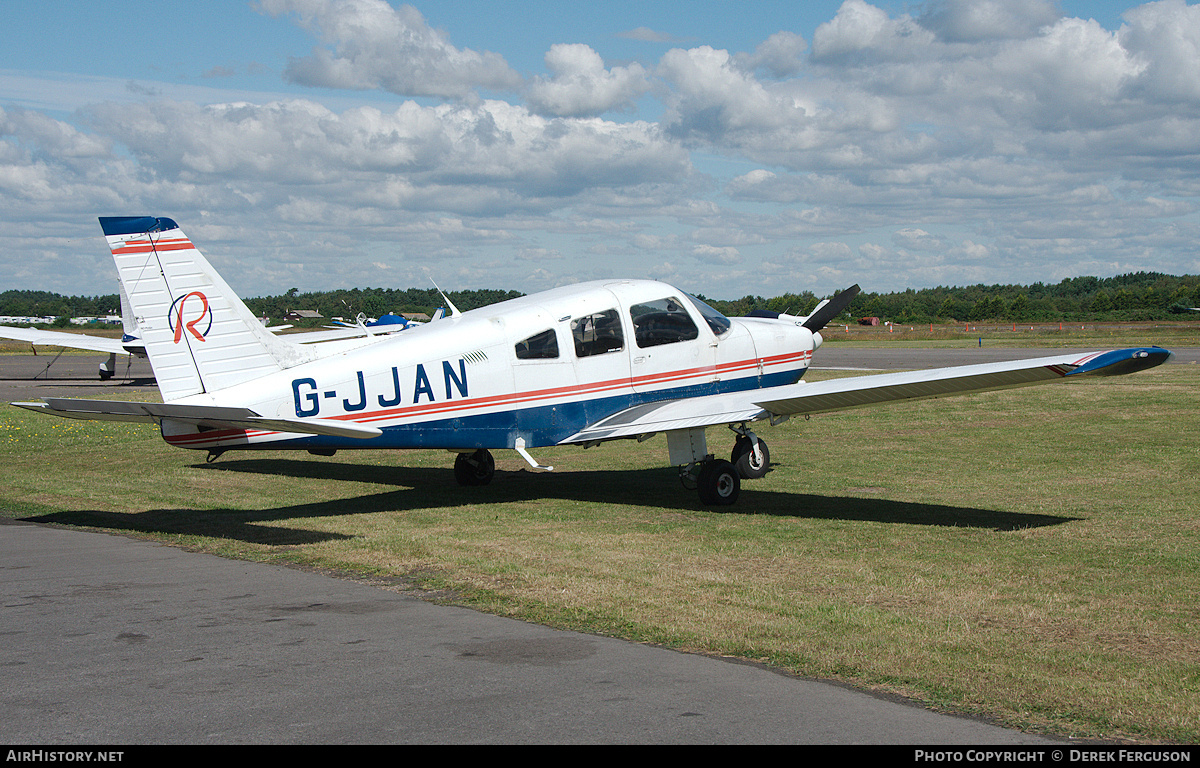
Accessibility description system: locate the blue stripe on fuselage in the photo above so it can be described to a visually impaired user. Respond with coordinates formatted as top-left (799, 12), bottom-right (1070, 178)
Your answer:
top-left (191, 368), bottom-right (806, 452)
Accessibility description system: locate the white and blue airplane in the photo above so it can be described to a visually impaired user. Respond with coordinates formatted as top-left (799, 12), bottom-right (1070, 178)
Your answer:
top-left (12, 216), bottom-right (1174, 505)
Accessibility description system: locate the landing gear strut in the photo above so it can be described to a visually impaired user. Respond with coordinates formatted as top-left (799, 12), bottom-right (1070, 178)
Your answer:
top-left (454, 449), bottom-right (495, 486)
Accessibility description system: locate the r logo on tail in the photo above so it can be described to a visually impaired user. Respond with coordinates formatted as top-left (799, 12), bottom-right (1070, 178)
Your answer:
top-left (169, 291), bottom-right (212, 343)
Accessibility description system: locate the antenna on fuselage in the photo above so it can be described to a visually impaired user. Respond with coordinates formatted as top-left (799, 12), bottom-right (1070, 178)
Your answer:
top-left (430, 279), bottom-right (462, 318)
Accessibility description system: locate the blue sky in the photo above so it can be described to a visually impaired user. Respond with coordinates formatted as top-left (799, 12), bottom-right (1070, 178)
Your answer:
top-left (1, 0), bottom-right (1197, 300)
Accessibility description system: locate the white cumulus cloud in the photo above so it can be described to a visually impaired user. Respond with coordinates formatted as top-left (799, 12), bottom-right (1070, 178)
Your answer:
top-left (258, 0), bottom-right (522, 98)
top-left (526, 44), bottom-right (650, 117)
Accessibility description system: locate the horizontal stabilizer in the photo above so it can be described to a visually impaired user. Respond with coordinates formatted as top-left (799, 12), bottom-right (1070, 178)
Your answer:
top-left (12, 398), bottom-right (381, 439)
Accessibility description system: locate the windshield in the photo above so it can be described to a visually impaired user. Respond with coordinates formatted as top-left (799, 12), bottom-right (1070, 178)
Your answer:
top-left (684, 293), bottom-right (732, 337)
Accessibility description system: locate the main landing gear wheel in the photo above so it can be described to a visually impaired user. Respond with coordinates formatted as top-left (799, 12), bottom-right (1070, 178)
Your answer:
top-left (99, 352), bottom-right (116, 381)
top-left (697, 459), bottom-right (740, 506)
top-left (454, 449), bottom-right (495, 486)
top-left (731, 436), bottom-right (770, 479)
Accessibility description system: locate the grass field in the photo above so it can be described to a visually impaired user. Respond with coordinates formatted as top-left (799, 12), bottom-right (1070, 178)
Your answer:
top-left (1, 347), bottom-right (1197, 742)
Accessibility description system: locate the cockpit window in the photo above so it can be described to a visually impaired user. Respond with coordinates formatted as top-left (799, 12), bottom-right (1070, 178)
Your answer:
top-left (515, 329), bottom-right (559, 359)
top-left (684, 293), bottom-right (732, 337)
top-left (571, 309), bottom-right (625, 357)
top-left (629, 297), bottom-right (700, 348)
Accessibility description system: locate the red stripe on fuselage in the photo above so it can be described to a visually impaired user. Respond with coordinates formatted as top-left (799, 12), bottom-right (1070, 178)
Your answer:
top-left (161, 349), bottom-right (812, 449)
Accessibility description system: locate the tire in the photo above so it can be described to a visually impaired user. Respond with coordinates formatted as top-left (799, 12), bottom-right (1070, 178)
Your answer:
top-left (454, 449), bottom-right (495, 486)
top-left (731, 436), bottom-right (770, 479)
top-left (697, 459), bottom-right (740, 506)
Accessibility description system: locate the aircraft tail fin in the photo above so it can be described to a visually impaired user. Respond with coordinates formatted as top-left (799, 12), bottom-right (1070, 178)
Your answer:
top-left (100, 216), bottom-right (315, 401)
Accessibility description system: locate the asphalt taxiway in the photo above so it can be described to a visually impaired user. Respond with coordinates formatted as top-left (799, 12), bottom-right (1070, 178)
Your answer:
top-left (1, 520), bottom-right (1055, 744)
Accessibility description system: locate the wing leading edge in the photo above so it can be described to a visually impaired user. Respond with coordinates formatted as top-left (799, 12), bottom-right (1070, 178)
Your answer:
top-left (561, 346), bottom-right (1173, 445)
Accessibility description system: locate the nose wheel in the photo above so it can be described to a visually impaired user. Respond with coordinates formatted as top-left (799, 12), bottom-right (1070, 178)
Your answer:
top-left (454, 449), bottom-right (495, 486)
top-left (731, 435), bottom-right (770, 479)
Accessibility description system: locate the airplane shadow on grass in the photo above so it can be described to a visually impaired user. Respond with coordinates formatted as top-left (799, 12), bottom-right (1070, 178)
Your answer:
top-left (25, 456), bottom-right (1078, 546)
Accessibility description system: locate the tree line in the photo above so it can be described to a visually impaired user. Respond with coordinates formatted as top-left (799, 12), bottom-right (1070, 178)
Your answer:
top-left (2, 271), bottom-right (1198, 327)
top-left (703, 272), bottom-right (1200, 324)
top-left (0, 290), bottom-right (120, 320)
top-left (0, 286), bottom-right (523, 326)
top-left (242, 286), bottom-right (525, 324)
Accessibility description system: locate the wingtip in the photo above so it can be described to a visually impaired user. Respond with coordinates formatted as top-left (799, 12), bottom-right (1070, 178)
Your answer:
top-left (1067, 346), bottom-right (1174, 377)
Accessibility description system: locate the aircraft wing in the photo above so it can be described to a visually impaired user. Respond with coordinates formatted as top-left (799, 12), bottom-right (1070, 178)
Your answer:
top-left (561, 347), bottom-right (1173, 444)
top-left (0, 326), bottom-right (129, 355)
top-left (11, 398), bottom-right (382, 439)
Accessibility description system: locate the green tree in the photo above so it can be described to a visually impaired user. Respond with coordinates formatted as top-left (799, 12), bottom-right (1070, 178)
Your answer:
top-left (1009, 294), bottom-right (1030, 321)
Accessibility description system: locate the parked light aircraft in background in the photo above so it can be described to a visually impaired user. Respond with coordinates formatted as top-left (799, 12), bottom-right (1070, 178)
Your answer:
top-left (12, 217), bottom-right (1174, 505)
top-left (0, 281), bottom-right (144, 380)
top-left (0, 280), bottom-right (417, 380)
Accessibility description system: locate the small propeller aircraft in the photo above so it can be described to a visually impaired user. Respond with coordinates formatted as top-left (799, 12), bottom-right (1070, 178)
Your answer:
top-left (0, 281), bottom-right (144, 380)
top-left (12, 216), bottom-right (1174, 505)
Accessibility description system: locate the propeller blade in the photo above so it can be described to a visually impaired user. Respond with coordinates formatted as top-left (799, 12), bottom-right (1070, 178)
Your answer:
top-left (802, 284), bottom-right (861, 332)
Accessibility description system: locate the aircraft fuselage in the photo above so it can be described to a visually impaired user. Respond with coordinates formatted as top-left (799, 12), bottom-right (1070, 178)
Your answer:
top-left (162, 280), bottom-right (818, 454)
